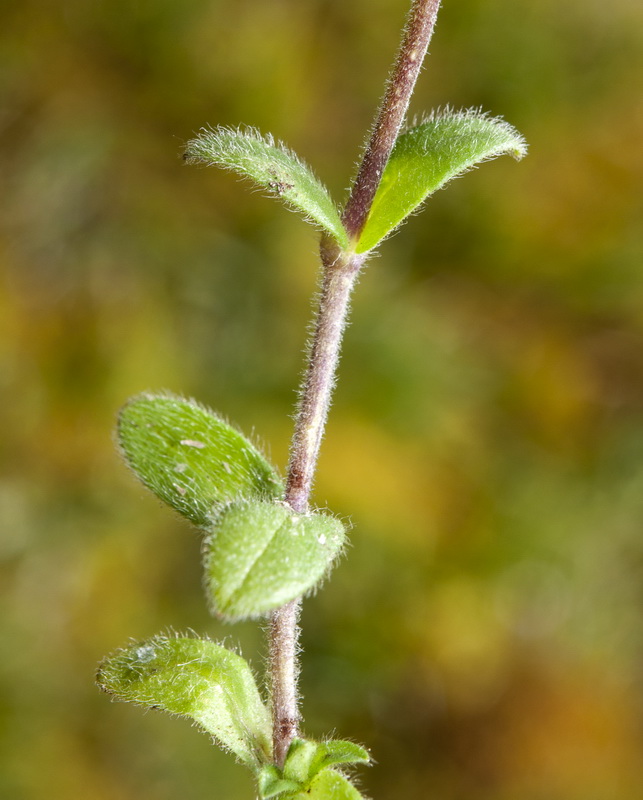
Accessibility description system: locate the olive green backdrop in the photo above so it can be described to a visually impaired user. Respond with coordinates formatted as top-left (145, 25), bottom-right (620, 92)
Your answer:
top-left (1, 1), bottom-right (642, 798)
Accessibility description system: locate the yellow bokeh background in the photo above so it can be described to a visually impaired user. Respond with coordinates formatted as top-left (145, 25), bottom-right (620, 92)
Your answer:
top-left (1, 1), bottom-right (643, 798)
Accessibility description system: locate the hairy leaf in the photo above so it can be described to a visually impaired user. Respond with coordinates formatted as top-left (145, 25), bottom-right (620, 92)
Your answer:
top-left (284, 738), bottom-right (370, 786)
top-left (356, 109), bottom-right (527, 252)
top-left (117, 393), bottom-right (282, 528)
top-left (205, 500), bottom-right (346, 620)
top-left (312, 740), bottom-right (371, 773)
top-left (96, 635), bottom-right (272, 767)
top-left (185, 127), bottom-right (348, 247)
top-left (282, 739), bottom-right (320, 785)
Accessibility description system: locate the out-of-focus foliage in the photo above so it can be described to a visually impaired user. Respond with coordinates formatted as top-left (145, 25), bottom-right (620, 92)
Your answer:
top-left (1, 1), bottom-right (642, 799)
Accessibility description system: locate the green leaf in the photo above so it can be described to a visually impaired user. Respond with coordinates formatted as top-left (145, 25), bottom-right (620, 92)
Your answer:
top-left (283, 738), bottom-right (370, 786)
top-left (281, 769), bottom-right (365, 800)
top-left (205, 500), bottom-right (346, 620)
top-left (258, 766), bottom-right (301, 799)
top-left (96, 634), bottom-right (272, 767)
top-left (185, 126), bottom-right (348, 248)
top-left (117, 393), bottom-right (283, 528)
top-left (312, 740), bottom-right (371, 773)
top-left (282, 738), bottom-right (320, 784)
top-left (356, 109), bottom-right (527, 253)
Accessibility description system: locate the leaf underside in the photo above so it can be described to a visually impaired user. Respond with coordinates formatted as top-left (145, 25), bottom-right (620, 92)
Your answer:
top-left (205, 500), bottom-right (346, 620)
top-left (117, 393), bottom-right (283, 528)
top-left (356, 109), bottom-right (528, 253)
top-left (185, 127), bottom-right (348, 247)
top-left (96, 635), bottom-right (272, 767)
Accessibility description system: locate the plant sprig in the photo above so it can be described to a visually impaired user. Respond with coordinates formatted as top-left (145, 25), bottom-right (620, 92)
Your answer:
top-left (98, 1), bottom-right (526, 797)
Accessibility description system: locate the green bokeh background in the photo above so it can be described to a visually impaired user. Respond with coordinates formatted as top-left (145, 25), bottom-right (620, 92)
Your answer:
top-left (1, 1), bottom-right (642, 798)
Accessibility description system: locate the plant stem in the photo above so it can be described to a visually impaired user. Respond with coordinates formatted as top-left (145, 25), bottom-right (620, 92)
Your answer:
top-left (269, 241), bottom-right (365, 767)
top-left (342, 0), bottom-right (442, 242)
top-left (285, 244), bottom-right (365, 517)
top-left (267, 597), bottom-right (300, 766)
top-left (268, 0), bottom-right (441, 767)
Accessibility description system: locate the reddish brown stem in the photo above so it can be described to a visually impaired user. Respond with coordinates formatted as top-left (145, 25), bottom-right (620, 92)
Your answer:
top-left (268, 598), bottom-right (300, 766)
top-left (268, 0), bottom-right (442, 768)
top-left (342, 0), bottom-right (442, 242)
top-left (269, 242), bottom-right (365, 767)
top-left (285, 247), bottom-right (365, 515)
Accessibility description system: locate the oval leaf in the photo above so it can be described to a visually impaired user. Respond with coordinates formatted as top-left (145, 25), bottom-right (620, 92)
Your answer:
top-left (96, 635), bottom-right (272, 767)
top-left (185, 127), bottom-right (348, 248)
top-left (117, 393), bottom-right (283, 528)
top-left (205, 500), bottom-right (346, 620)
top-left (356, 109), bottom-right (527, 252)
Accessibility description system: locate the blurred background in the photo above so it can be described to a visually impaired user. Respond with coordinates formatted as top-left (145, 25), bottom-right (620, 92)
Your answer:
top-left (1, 0), bottom-right (643, 798)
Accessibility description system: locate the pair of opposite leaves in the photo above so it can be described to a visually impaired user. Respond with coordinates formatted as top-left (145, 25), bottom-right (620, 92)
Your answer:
top-left (184, 109), bottom-right (527, 254)
top-left (117, 393), bottom-right (346, 620)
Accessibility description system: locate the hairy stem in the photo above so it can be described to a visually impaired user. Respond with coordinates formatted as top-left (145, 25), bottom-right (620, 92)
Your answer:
top-left (268, 0), bottom-right (441, 767)
top-left (268, 598), bottom-right (300, 765)
top-left (285, 245), bottom-right (365, 516)
top-left (269, 240), bottom-right (365, 766)
top-left (342, 0), bottom-right (442, 242)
